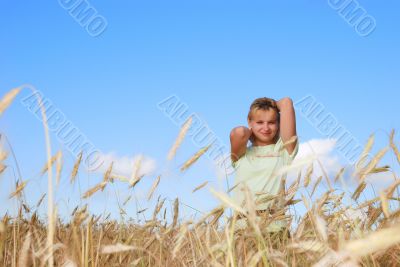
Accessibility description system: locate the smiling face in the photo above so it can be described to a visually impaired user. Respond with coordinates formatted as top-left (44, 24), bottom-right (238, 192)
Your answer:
top-left (248, 108), bottom-right (280, 146)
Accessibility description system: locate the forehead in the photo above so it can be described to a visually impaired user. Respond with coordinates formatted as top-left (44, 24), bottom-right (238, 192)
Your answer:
top-left (250, 109), bottom-right (278, 121)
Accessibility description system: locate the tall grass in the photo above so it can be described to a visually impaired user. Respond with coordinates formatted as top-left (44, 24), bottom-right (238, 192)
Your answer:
top-left (1, 88), bottom-right (400, 266)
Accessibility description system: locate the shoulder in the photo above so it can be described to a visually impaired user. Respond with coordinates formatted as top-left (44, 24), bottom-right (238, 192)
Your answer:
top-left (231, 146), bottom-right (250, 169)
top-left (275, 136), bottom-right (299, 161)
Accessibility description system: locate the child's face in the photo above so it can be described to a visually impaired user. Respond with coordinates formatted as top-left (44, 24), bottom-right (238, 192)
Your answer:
top-left (248, 109), bottom-right (279, 144)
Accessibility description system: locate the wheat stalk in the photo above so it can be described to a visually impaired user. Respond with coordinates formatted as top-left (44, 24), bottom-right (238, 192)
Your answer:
top-left (147, 175), bottom-right (161, 200)
top-left (303, 163), bottom-right (313, 187)
top-left (102, 162), bottom-right (113, 183)
top-left (180, 144), bottom-right (212, 172)
top-left (9, 180), bottom-right (27, 199)
top-left (192, 181), bottom-right (209, 193)
top-left (0, 88), bottom-right (21, 117)
top-left (82, 182), bottom-right (107, 199)
top-left (356, 133), bottom-right (375, 170)
top-left (41, 152), bottom-right (60, 175)
top-left (390, 129), bottom-right (400, 165)
top-left (55, 151), bottom-right (63, 187)
top-left (70, 152), bottom-right (83, 184)
top-left (359, 147), bottom-right (389, 182)
top-left (168, 116), bottom-right (192, 160)
top-left (352, 182), bottom-right (367, 201)
top-left (172, 198), bottom-right (179, 229)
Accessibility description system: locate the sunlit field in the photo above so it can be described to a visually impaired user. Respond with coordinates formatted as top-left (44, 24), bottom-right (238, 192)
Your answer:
top-left (1, 88), bottom-right (400, 267)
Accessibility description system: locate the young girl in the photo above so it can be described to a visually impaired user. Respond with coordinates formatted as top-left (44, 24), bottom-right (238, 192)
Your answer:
top-left (230, 97), bottom-right (299, 232)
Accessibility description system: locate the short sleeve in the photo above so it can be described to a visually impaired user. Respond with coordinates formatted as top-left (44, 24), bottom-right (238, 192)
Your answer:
top-left (231, 156), bottom-right (243, 169)
top-left (286, 138), bottom-right (299, 160)
top-left (275, 137), bottom-right (299, 163)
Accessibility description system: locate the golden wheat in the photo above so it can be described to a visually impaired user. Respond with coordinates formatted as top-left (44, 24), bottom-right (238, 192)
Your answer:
top-left (2, 88), bottom-right (400, 266)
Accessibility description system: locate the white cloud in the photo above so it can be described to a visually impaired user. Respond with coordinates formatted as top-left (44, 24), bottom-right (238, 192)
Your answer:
top-left (288, 138), bottom-right (342, 181)
top-left (95, 152), bottom-right (156, 178)
top-left (290, 138), bottom-right (398, 189)
top-left (296, 138), bottom-right (337, 159)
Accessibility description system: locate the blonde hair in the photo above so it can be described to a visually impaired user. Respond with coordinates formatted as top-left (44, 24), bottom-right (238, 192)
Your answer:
top-left (247, 97), bottom-right (280, 122)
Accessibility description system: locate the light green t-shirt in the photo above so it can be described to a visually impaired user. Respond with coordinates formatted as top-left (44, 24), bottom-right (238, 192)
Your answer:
top-left (231, 136), bottom-right (299, 211)
top-left (231, 137), bottom-right (299, 232)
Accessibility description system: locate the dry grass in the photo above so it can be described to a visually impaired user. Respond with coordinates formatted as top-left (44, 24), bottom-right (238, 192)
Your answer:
top-left (1, 88), bottom-right (400, 266)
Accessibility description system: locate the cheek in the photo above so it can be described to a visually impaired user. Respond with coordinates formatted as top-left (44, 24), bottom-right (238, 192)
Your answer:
top-left (253, 124), bottom-right (262, 130)
top-left (271, 124), bottom-right (279, 131)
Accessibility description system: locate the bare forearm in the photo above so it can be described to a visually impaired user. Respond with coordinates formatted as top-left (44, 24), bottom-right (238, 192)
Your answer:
top-left (276, 97), bottom-right (297, 153)
top-left (230, 126), bottom-right (252, 161)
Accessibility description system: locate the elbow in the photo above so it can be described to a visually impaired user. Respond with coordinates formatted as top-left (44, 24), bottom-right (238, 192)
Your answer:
top-left (230, 126), bottom-right (248, 140)
top-left (278, 97), bottom-right (294, 112)
top-left (281, 97), bottom-right (293, 107)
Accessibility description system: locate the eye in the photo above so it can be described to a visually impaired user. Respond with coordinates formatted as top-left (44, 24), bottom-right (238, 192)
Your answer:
top-left (257, 121), bottom-right (263, 124)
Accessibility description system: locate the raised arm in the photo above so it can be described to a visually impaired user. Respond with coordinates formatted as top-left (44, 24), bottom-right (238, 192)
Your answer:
top-left (276, 97), bottom-right (297, 155)
top-left (230, 126), bottom-right (252, 162)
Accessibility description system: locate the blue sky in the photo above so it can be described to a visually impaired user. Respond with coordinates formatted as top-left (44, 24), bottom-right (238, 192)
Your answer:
top-left (1, 1), bottom-right (399, 221)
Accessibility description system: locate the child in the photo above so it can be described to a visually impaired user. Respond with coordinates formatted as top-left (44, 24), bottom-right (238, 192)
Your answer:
top-left (230, 97), bottom-right (299, 232)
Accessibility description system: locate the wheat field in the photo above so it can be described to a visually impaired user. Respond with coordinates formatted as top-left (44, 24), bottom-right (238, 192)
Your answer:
top-left (1, 88), bottom-right (400, 267)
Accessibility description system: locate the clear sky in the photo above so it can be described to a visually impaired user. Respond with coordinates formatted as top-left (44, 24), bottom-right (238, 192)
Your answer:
top-left (1, 1), bottom-right (399, 222)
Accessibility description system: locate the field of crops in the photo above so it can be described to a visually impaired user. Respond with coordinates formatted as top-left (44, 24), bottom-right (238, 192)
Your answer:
top-left (1, 88), bottom-right (400, 266)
